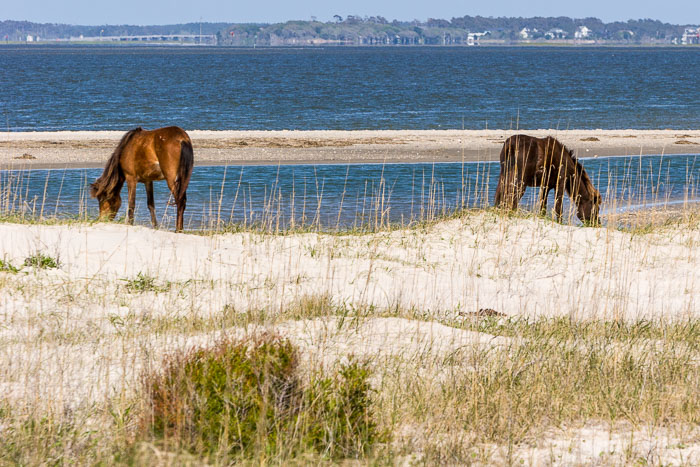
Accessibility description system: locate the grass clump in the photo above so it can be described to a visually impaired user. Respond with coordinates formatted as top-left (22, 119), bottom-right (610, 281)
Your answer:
top-left (140, 333), bottom-right (382, 462)
top-left (0, 258), bottom-right (18, 273)
top-left (23, 252), bottom-right (59, 269)
top-left (124, 272), bottom-right (170, 293)
top-left (303, 357), bottom-right (380, 458)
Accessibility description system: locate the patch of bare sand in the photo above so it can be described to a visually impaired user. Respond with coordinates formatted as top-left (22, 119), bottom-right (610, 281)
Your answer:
top-left (0, 212), bottom-right (698, 322)
top-left (1, 129), bottom-right (698, 168)
top-left (517, 423), bottom-right (700, 466)
top-left (0, 314), bottom-right (508, 410)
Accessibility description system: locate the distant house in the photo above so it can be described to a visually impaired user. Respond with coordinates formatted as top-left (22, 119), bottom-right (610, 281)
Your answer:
top-left (467, 31), bottom-right (490, 46)
top-left (545, 28), bottom-right (567, 39)
top-left (26, 35), bottom-right (34, 42)
top-left (681, 28), bottom-right (700, 44)
top-left (574, 26), bottom-right (591, 39)
top-left (519, 27), bottom-right (532, 39)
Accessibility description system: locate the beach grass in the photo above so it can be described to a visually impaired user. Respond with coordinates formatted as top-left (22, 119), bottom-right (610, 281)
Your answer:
top-left (0, 154), bottom-right (699, 464)
top-left (1, 304), bottom-right (697, 464)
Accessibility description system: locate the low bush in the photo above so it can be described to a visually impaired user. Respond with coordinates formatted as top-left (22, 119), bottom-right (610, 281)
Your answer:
top-left (140, 333), bottom-right (381, 462)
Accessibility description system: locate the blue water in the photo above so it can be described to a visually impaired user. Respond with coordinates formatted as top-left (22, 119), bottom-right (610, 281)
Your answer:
top-left (1, 45), bottom-right (700, 131)
top-left (2, 154), bottom-right (697, 230)
top-left (1, 46), bottom-right (698, 228)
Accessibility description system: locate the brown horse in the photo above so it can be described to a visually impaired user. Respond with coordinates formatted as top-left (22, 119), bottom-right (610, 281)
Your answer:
top-left (90, 126), bottom-right (194, 232)
top-left (494, 134), bottom-right (601, 224)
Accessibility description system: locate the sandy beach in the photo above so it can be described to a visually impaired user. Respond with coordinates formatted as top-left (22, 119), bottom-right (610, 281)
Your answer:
top-left (1, 129), bottom-right (698, 169)
top-left (1, 213), bottom-right (698, 397)
top-left (1, 211), bottom-right (699, 463)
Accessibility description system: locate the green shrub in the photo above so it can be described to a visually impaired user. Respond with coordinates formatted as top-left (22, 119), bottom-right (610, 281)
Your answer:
top-left (141, 334), bottom-right (381, 461)
top-left (23, 253), bottom-right (58, 269)
top-left (302, 358), bottom-right (380, 458)
top-left (124, 272), bottom-right (169, 293)
top-left (0, 258), bottom-right (18, 273)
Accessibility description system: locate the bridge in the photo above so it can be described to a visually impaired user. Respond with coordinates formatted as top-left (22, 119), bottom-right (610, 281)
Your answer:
top-left (64, 34), bottom-right (217, 44)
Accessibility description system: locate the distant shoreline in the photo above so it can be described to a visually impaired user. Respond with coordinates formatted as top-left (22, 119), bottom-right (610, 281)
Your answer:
top-left (2, 43), bottom-right (699, 48)
top-left (1, 129), bottom-right (698, 170)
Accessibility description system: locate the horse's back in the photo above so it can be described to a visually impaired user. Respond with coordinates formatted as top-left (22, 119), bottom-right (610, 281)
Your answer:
top-left (500, 134), bottom-right (541, 165)
top-left (119, 126), bottom-right (191, 182)
top-left (143, 126), bottom-right (190, 144)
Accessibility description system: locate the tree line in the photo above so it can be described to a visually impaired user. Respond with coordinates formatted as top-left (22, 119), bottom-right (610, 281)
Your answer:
top-left (1, 16), bottom-right (694, 45)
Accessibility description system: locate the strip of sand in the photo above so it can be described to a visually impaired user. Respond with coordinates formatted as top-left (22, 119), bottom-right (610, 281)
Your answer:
top-left (1, 129), bottom-right (698, 169)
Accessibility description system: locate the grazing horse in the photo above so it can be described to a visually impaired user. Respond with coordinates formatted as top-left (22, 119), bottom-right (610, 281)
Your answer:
top-left (90, 126), bottom-right (194, 232)
top-left (494, 134), bottom-right (601, 224)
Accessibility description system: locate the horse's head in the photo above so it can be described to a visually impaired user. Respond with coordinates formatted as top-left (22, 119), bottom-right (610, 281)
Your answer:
top-left (90, 182), bottom-right (121, 221)
top-left (576, 187), bottom-right (601, 225)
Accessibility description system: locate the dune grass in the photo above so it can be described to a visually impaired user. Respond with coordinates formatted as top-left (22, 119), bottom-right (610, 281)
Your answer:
top-left (1, 291), bottom-right (698, 464)
top-left (0, 166), bottom-right (698, 463)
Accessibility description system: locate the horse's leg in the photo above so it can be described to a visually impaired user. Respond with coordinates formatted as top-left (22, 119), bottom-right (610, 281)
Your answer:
top-left (511, 180), bottom-right (526, 210)
top-left (494, 174), bottom-right (504, 207)
top-left (145, 181), bottom-right (158, 228)
top-left (553, 176), bottom-right (566, 221)
top-left (498, 168), bottom-right (519, 210)
top-left (175, 193), bottom-right (186, 232)
top-left (162, 176), bottom-right (186, 232)
top-left (538, 186), bottom-right (550, 215)
top-left (161, 175), bottom-right (186, 232)
top-left (126, 177), bottom-right (137, 225)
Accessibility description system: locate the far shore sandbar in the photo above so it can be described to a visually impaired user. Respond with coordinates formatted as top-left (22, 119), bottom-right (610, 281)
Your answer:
top-left (1, 129), bottom-right (698, 170)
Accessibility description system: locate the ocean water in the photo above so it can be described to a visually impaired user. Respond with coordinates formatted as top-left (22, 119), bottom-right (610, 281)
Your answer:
top-left (1, 45), bottom-right (700, 131)
top-left (2, 154), bottom-right (697, 230)
top-left (1, 45), bottom-right (698, 228)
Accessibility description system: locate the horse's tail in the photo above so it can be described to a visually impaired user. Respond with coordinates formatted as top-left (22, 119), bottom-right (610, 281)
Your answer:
top-left (175, 139), bottom-right (194, 201)
top-left (495, 137), bottom-right (515, 207)
top-left (90, 127), bottom-right (141, 198)
top-left (500, 136), bottom-right (511, 163)
top-left (500, 135), bottom-right (523, 165)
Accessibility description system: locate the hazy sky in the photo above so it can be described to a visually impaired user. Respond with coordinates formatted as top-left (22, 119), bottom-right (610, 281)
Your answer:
top-left (2, 0), bottom-right (698, 26)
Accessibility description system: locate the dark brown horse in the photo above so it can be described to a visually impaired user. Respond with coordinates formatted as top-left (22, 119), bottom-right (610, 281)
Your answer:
top-left (90, 126), bottom-right (194, 232)
top-left (494, 134), bottom-right (601, 224)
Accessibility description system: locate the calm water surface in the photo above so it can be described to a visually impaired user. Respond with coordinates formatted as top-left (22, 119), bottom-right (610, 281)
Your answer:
top-left (1, 45), bottom-right (700, 131)
top-left (2, 154), bottom-right (697, 230)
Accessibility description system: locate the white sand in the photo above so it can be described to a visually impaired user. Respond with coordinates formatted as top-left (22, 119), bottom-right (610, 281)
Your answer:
top-left (0, 213), bottom-right (698, 407)
top-left (1, 216), bottom-right (698, 322)
top-left (0, 213), bottom-right (698, 462)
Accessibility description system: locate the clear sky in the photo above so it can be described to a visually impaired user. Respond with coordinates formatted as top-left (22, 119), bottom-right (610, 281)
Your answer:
top-left (2, 0), bottom-right (698, 26)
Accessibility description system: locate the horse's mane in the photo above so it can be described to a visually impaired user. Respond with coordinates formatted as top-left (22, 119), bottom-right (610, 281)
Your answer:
top-left (90, 127), bottom-right (142, 199)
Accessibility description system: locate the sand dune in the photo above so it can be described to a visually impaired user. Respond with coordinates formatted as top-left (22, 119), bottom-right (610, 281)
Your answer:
top-left (1, 211), bottom-right (699, 463)
top-left (1, 213), bottom-right (698, 407)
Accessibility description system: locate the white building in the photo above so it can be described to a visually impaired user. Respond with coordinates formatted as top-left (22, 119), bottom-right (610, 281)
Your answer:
top-left (681, 28), bottom-right (699, 45)
top-left (575, 26), bottom-right (591, 39)
top-left (26, 35), bottom-right (34, 42)
top-left (545, 28), bottom-right (567, 40)
top-left (467, 31), bottom-right (490, 46)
